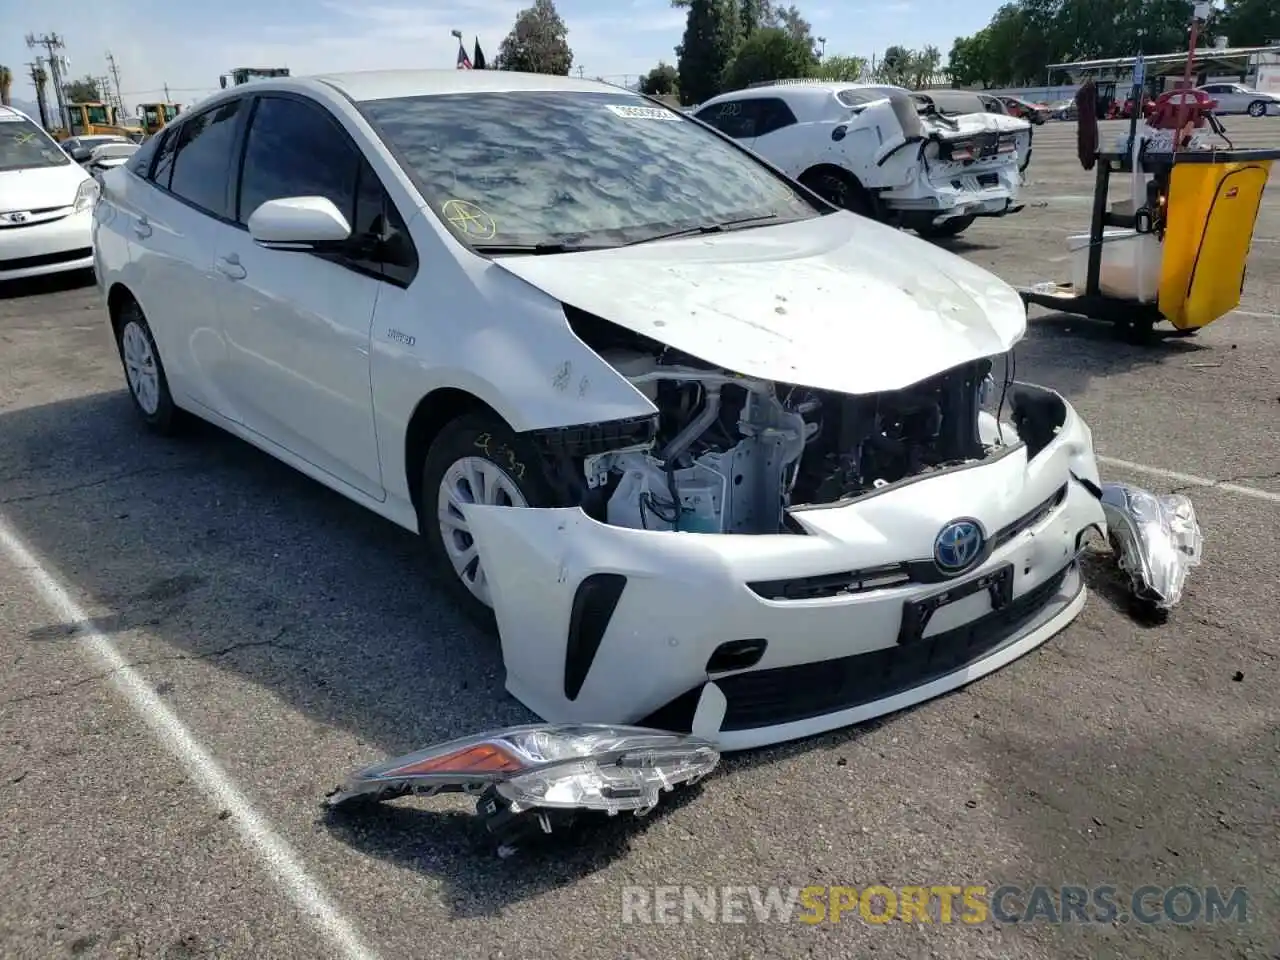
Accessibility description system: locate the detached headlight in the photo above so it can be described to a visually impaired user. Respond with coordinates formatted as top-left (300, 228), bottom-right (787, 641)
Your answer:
top-left (74, 178), bottom-right (101, 213)
top-left (326, 724), bottom-right (720, 855)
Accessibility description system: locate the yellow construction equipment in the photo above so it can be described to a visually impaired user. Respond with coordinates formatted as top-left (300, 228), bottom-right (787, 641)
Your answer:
top-left (58, 101), bottom-right (143, 140)
top-left (137, 101), bottom-right (182, 135)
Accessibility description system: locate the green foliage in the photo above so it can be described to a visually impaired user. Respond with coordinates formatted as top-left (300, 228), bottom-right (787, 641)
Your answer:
top-left (641, 61), bottom-right (679, 96)
top-left (675, 0), bottom-right (741, 104)
top-left (723, 27), bottom-right (816, 90)
top-left (494, 0), bottom-right (574, 75)
top-left (813, 54), bottom-right (868, 81)
top-left (874, 44), bottom-right (942, 86)
top-left (63, 75), bottom-right (102, 102)
top-left (942, 0), bottom-right (1259, 88)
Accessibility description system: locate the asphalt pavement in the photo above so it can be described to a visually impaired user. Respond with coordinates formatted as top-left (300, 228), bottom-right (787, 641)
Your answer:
top-left (1, 117), bottom-right (1278, 959)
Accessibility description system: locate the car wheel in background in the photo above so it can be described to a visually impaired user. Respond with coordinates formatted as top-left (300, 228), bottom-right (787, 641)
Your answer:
top-left (1246, 100), bottom-right (1268, 118)
top-left (916, 215), bottom-right (976, 240)
top-left (799, 168), bottom-right (873, 219)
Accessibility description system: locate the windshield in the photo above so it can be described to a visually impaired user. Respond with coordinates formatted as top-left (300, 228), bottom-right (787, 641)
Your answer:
top-left (85, 104), bottom-right (111, 126)
top-left (0, 117), bottom-right (71, 172)
top-left (359, 90), bottom-right (820, 250)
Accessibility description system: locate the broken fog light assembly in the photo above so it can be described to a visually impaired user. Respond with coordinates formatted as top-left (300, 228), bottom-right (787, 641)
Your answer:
top-left (326, 725), bottom-right (719, 852)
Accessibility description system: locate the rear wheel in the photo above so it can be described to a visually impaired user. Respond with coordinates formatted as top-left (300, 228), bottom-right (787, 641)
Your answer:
top-left (1247, 100), bottom-right (1268, 118)
top-left (419, 412), bottom-right (554, 628)
top-left (115, 301), bottom-right (182, 434)
top-left (799, 168), bottom-right (873, 218)
top-left (916, 215), bottom-right (976, 239)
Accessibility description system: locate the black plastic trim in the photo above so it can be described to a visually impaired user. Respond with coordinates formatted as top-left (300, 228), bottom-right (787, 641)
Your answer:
top-left (524, 415), bottom-right (657, 459)
top-left (564, 574), bottom-right (627, 701)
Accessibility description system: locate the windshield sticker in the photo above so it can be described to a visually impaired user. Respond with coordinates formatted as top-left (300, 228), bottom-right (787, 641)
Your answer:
top-left (12, 132), bottom-right (37, 144)
top-left (605, 104), bottom-right (679, 121)
top-left (441, 199), bottom-right (497, 239)
top-left (0, 115), bottom-right (24, 123)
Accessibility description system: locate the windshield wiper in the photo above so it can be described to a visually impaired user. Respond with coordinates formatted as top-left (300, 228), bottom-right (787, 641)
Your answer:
top-left (621, 213), bottom-right (783, 247)
top-left (472, 241), bottom-right (616, 256)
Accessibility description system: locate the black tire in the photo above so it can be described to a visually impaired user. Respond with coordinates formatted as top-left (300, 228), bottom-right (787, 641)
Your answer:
top-left (799, 168), bottom-right (873, 218)
top-left (419, 411), bottom-right (556, 630)
top-left (1247, 100), bottom-right (1267, 118)
top-left (916, 214), bottom-right (976, 239)
top-left (114, 300), bottom-right (182, 434)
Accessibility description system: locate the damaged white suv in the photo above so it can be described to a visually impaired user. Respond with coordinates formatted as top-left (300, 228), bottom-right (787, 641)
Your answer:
top-left (93, 70), bottom-right (1108, 750)
top-left (694, 81), bottom-right (1032, 239)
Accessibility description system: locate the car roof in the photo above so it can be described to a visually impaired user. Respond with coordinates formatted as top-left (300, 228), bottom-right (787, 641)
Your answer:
top-left (309, 69), bottom-right (632, 102)
top-left (703, 81), bottom-right (903, 104)
top-left (0, 105), bottom-right (38, 123)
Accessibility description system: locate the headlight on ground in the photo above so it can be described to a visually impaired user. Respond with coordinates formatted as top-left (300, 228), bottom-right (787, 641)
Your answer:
top-left (74, 178), bottom-right (101, 213)
top-left (326, 724), bottom-right (720, 855)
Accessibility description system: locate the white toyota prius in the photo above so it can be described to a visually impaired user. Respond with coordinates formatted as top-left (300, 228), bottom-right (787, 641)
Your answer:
top-left (93, 70), bottom-right (1109, 750)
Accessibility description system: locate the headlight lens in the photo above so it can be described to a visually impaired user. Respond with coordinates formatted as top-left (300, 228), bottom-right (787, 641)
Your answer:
top-left (327, 723), bottom-right (720, 815)
top-left (74, 178), bottom-right (101, 213)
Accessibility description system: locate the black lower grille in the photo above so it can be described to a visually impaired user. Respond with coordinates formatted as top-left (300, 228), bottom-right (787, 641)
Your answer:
top-left (720, 563), bottom-right (1075, 731)
top-left (644, 562), bottom-right (1077, 734)
top-left (0, 247), bottom-right (92, 271)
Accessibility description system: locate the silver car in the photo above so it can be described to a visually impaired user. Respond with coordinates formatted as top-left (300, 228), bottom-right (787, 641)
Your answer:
top-left (1197, 83), bottom-right (1280, 117)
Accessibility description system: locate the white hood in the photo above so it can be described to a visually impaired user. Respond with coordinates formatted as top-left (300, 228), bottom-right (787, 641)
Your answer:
top-left (0, 163), bottom-right (90, 212)
top-left (494, 212), bottom-right (1026, 395)
top-left (928, 111), bottom-right (1031, 140)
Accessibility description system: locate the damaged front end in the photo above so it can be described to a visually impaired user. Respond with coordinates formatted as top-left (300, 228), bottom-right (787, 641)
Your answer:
top-left (532, 310), bottom-right (1017, 536)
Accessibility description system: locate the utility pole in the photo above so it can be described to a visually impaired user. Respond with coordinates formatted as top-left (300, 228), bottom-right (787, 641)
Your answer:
top-left (27, 60), bottom-right (51, 129)
top-left (164, 83), bottom-right (171, 101)
top-left (577, 65), bottom-right (585, 77)
top-left (106, 50), bottom-right (126, 113)
top-left (25, 33), bottom-right (68, 131)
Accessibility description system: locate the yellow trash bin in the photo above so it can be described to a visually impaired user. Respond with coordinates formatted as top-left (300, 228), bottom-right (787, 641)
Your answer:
top-left (1158, 153), bottom-right (1276, 331)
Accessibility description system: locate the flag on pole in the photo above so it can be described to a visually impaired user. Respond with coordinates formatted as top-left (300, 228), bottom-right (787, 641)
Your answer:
top-left (473, 38), bottom-right (487, 70)
top-left (456, 42), bottom-right (473, 69)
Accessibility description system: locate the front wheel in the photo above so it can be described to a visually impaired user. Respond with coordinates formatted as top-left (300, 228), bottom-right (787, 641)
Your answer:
top-left (916, 214), bottom-right (976, 239)
top-left (1247, 100), bottom-right (1269, 118)
top-left (419, 412), bottom-right (554, 628)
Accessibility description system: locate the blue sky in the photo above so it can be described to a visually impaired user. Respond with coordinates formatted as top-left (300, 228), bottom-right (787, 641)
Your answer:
top-left (3, 0), bottom-right (999, 111)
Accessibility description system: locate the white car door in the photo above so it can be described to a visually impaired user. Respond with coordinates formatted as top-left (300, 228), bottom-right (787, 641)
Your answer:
top-left (124, 98), bottom-right (248, 420)
top-left (211, 93), bottom-right (386, 499)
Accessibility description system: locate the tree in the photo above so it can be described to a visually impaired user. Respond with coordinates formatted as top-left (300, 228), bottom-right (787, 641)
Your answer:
top-left (63, 75), bottom-right (102, 102)
top-left (813, 54), bottom-right (868, 81)
top-left (1216, 0), bottom-right (1280, 46)
top-left (875, 45), bottom-right (913, 84)
top-left (947, 33), bottom-right (991, 86)
top-left (641, 61), bottom-right (679, 96)
top-left (723, 26), bottom-right (815, 89)
top-left (676, 0), bottom-right (741, 105)
top-left (0, 66), bottom-right (11, 107)
top-left (908, 45), bottom-right (942, 86)
top-left (494, 0), bottom-right (573, 75)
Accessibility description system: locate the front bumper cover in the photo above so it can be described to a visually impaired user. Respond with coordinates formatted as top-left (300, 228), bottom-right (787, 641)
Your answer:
top-left (464, 383), bottom-right (1106, 751)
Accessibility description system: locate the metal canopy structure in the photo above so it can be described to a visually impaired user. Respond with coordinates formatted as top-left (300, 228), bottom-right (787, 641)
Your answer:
top-left (1048, 44), bottom-right (1280, 79)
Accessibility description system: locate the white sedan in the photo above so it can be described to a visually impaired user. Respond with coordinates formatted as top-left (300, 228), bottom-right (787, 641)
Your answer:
top-left (0, 106), bottom-right (100, 281)
top-left (1197, 82), bottom-right (1280, 117)
top-left (92, 70), bottom-right (1108, 750)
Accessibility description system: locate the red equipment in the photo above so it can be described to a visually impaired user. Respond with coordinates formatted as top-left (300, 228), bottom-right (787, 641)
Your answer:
top-left (1148, 88), bottom-right (1217, 130)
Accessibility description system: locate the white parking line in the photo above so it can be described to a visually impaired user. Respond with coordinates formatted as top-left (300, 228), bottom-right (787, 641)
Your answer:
top-left (0, 515), bottom-right (380, 960)
top-left (1232, 308), bottom-right (1280, 320)
top-left (1096, 456), bottom-right (1280, 504)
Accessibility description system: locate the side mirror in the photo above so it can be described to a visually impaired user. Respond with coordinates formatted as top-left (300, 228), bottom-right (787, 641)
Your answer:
top-left (247, 196), bottom-right (352, 250)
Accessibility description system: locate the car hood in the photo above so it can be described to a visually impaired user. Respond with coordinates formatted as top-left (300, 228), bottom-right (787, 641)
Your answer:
top-left (493, 212), bottom-right (1026, 395)
top-left (930, 111), bottom-right (1031, 138)
top-left (0, 163), bottom-right (89, 212)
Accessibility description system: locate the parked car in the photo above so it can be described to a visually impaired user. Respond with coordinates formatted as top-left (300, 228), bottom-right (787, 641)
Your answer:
top-left (998, 96), bottom-right (1049, 124)
top-left (61, 134), bottom-right (132, 163)
top-left (693, 82), bottom-right (1032, 239)
top-left (0, 105), bottom-right (100, 281)
top-left (1047, 99), bottom-right (1078, 121)
top-left (85, 141), bottom-right (140, 182)
top-left (93, 69), bottom-right (1109, 750)
top-left (1195, 82), bottom-right (1280, 117)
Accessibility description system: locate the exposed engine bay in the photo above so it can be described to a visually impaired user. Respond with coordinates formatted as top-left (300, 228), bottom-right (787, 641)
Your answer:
top-left (560, 314), bottom-right (1014, 536)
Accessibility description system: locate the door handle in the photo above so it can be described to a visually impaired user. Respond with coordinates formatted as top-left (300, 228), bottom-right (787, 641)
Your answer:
top-left (133, 216), bottom-right (152, 238)
top-left (215, 255), bottom-right (246, 281)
